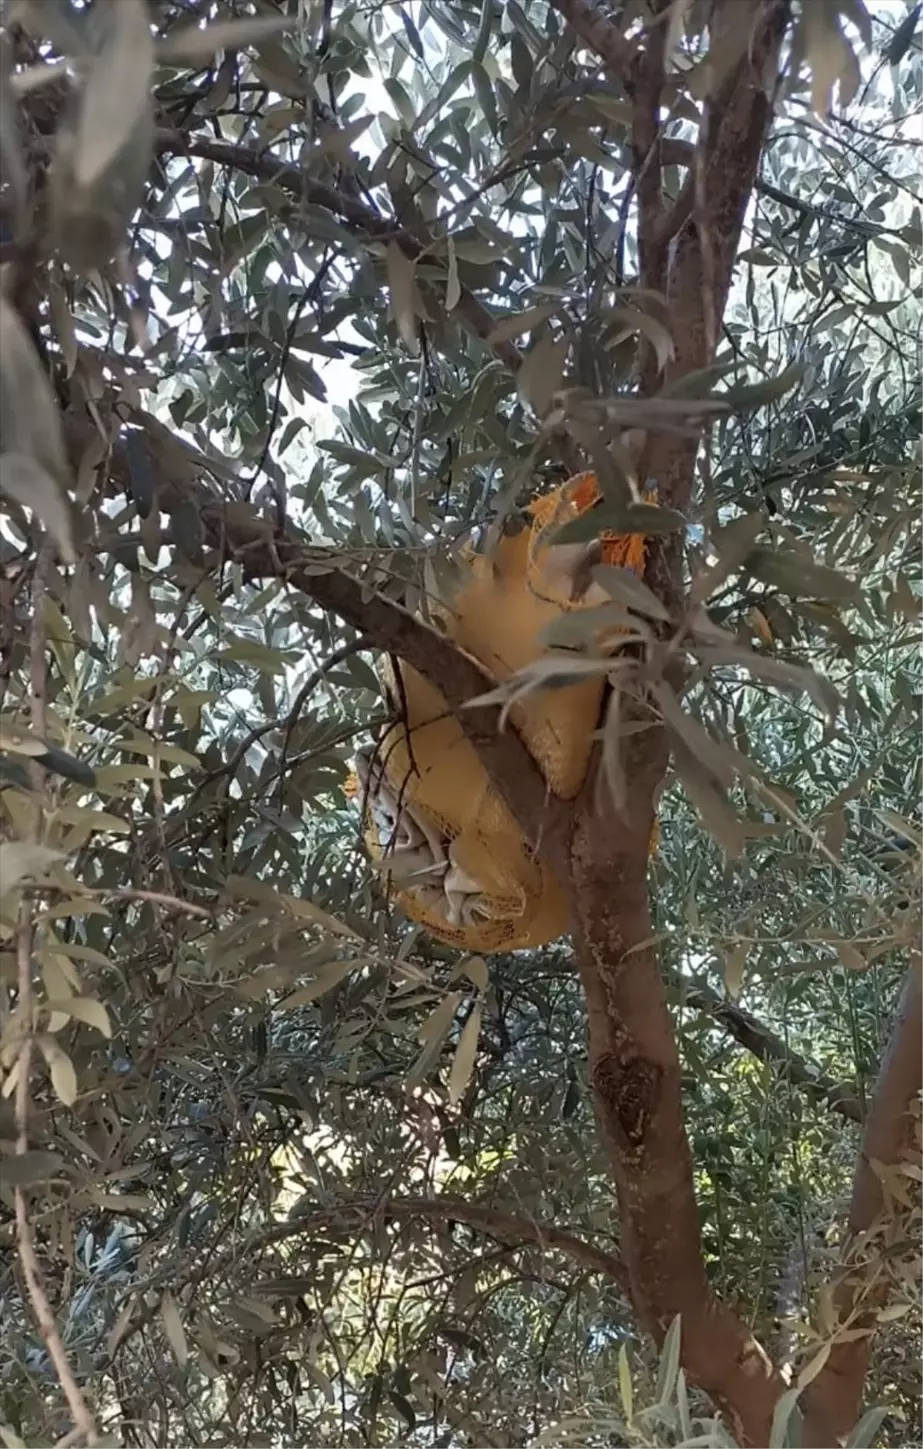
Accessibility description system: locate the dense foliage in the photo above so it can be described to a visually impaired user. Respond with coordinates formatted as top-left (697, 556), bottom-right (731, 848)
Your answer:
top-left (0, 1), bottom-right (920, 1446)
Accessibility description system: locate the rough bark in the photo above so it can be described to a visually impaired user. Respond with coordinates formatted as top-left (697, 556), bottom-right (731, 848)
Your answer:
top-left (567, 725), bottom-right (785, 1444)
top-left (640, 0), bottom-right (792, 507)
top-left (801, 959), bottom-right (922, 1447)
top-left (555, 3), bottom-right (793, 1443)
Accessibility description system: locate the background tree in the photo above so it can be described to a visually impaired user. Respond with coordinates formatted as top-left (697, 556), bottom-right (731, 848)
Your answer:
top-left (0, 1), bottom-right (920, 1447)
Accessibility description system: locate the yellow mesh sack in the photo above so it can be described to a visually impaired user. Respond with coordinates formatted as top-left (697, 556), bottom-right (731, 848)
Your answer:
top-left (353, 473), bottom-right (651, 952)
top-left (355, 662), bottom-right (566, 952)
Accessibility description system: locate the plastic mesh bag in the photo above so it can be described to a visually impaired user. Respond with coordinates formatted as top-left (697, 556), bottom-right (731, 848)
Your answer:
top-left (351, 474), bottom-right (651, 952)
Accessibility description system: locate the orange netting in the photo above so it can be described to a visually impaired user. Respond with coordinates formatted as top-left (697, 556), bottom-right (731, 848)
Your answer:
top-left (352, 473), bottom-right (653, 952)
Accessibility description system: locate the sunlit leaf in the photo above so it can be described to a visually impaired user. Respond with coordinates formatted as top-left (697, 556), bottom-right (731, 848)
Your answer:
top-left (553, 502), bottom-right (686, 546)
top-left (418, 992), bottom-right (463, 1047)
top-left (447, 1004), bottom-right (481, 1105)
top-left (797, 1340), bottom-right (832, 1388)
top-left (722, 942), bottom-right (748, 1000)
top-left (592, 564), bottom-right (671, 621)
top-left (721, 363), bottom-right (804, 411)
top-left (846, 1408), bottom-right (891, 1449)
top-left (157, 15), bottom-right (292, 62)
top-left (73, 0), bottom-right (153, 190)
top-left (279, 961), bottom-right (358, 1006)
top-left (517, 335), bottom-right (569, 418)
top-left (655, 1314), bottom-right (682, 1405)
top-left (160, 1290), bottom-right (188, 1369)
top-left (45, 995), bottom-right (113, 1037)
top-left (387, 241), bottom-right (420, 355)
top-left (38, 1037), bottom-right (78, 1106)
top-left (769, 1387), bottom-right (803, 1449)
top-left (445, 235), bottom-right (461, 311)
top-left (745, 545), bottom-right (861, 603)
top-left (0, 842), bottom-right (63, 897)
top-left (672, 741), bottom-right (744, 859)
top-left (617, 1343), bottom-right (633, 1423)
top-left (0, 297), bottom-right (73, 541)
top-left (836, 942), bottom-right (866, 972)
top-left (488, 304), bottom-right (559, 344)
top-left (460, 955), bottom-right (489, 991)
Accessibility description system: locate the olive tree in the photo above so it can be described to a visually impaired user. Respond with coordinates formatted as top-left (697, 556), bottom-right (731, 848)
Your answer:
top-left (0, 1), bottom-right (920, 1446)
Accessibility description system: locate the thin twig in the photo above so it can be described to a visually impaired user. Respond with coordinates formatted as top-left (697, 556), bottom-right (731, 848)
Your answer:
top-left (274, 637), bottom-right (375, 806)
top-left (13, 541), bottom-right (97, 1444)
top-left (105, 1192), bottom-right (628, 1361)
top-left (92, 888), bottom-right (216, 919)
top-left (154, 129), bottom-right (522, 374)
top-left (193, 636), bottom-right (371, 796)
top-left (681, 974), bottom-right (862, 1123)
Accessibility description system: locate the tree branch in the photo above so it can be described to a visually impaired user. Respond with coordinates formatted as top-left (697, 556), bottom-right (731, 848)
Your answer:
top-left (110, 1194), bottom-right (628, 1358)
top-left (641, 0), bottom-right (790, 510)
top-left (628, 7), bottom-right (670, 305)
top-left (154, 129), bottom-right (522, 374)
top-left (568, 735), bottom-right (787, 1448)
top-left (14, 546), bottom-right (97, 1442)
top-left (548, 3), bottom-right (793, 1442)
top-left (546, 0), bottom-right (638, 80)
top-left (276, 556), bottom-right (569, 857)
top-left (802, 958), bottom-right (922, 1448)
top-left (203, 636), bottom-right (372, 789)
top-left (682, 976), bottom-right (862, 1123)
top-left (79, 416), bottom-right (569, 864)
top-left (310, 1196), bottom-right (628, 1288)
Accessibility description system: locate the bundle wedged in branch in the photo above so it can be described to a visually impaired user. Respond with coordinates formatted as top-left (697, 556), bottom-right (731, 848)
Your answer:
top-left (347, 473), bottom-right (660, 952)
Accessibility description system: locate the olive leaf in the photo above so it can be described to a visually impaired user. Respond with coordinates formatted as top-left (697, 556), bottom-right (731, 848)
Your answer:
top-left (387, 242), bottom-right (420, 355)
top-left (0, 297), bottom-right (74, 557)
top-left (744, 545), bottom-right (861, 603)
top-left (73, 0), bottom-right (153, 190)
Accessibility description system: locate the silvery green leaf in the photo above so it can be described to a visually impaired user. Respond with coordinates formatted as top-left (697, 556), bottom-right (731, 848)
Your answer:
top-left (74, 0), bottom-right (153, 191)
top-left (0, 296), bottom-right (71, 489)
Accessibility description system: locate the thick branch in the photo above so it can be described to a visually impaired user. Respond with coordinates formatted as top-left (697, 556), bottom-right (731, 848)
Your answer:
top-left (154, 129), bottom-right (522, 373)
top-left (276, 557), bottom-right (569, 858)
top-left (552, 3), bottom-right (793, 1442)
top-left (682, 976), bottom-right (862, 1123)
top-left (81, 417), bottom-right (568, 863)
top-left (802, 958), bottom-right (922, 1448)
top-left (642, 0), bottom-right (790, 510)
top-left (627, 8), bottom-right (670, 303)
top-left (547, 0), bottom-right (637, 79)
top-left (568, 737), bottom-right (786, 1448)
